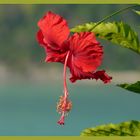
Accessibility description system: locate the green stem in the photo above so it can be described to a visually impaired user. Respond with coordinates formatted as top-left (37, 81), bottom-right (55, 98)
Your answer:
top-left (90, 5), bottom-right (138, 31)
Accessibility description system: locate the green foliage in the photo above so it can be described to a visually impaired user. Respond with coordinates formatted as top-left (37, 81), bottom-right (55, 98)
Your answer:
top-left (71, 22), bottom-right (140, 54)
top-left (117, 81), bottom-right (140, 94)
top-left (80, 120), bottom-right (140, 136)
top-left (133, 10), bottom-right (140, 16)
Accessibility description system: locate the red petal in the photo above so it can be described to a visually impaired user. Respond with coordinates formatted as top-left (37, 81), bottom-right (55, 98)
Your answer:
top-left (36, 30), bottom-right (68, 63)
top-left (69, 68), bottom-right (112, 84)
top-left (38, 11), bottom-right (70, 48)
top-left (36, 30), bottom-right (66, 63)
top-left (45, 46), bottom-right (67, 63)
top-left (37, 12), bottom-right (70, 63)
top-left (69, 66), bottom-right (95, 83)
top-left (36, 30), bottom-right (47, 47)
top-left (92, 70), bottom-right (112, 83)
top-left (68, 32), bottom-right (103, 73)
top-left (67, 32), bottom-right (112, 83)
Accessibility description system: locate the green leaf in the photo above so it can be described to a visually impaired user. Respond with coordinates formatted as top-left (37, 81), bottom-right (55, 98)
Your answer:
top-left (80, 120), bottom-right (140, 136)
top-left (117, 81), bottom-right (140, 94)
top-left (133, 10), bottom-right (140, 28)
top-left (71, 22), bottom-right (140, 54)
top-left (133, 9), bottom-right (140, 15)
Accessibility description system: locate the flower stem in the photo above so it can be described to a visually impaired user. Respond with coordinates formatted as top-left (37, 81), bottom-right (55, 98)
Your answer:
top-left (90, 4), bottom-right (138, 31)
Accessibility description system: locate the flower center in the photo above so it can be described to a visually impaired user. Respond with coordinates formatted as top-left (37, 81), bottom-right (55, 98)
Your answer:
top-left (57, 51), bottom-right (72, 125)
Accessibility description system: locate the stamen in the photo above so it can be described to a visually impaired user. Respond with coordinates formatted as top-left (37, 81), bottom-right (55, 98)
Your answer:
top-left (63, 51), bottom-right (70, 98)
top-left (57, 51), bottom-right (72, 125)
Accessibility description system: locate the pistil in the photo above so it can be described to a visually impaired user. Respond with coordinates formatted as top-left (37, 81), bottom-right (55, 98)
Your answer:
top-left (57, 51), bottom-right (72, 125)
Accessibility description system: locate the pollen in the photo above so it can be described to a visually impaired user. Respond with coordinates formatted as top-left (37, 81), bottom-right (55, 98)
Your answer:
top-left (57, 96), bottom-right (72, 114)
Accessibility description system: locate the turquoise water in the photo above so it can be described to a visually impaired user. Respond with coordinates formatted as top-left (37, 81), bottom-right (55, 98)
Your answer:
top-left (0, 82), bottom-right (139, 135)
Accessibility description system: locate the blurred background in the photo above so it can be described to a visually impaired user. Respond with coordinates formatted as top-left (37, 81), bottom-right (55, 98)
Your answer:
top-left (0, 4), bottom-right (140, 136)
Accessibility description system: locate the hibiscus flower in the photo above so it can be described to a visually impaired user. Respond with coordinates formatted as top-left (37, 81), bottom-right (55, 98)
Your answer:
top-left (37, 11), bottom-right (112, 125)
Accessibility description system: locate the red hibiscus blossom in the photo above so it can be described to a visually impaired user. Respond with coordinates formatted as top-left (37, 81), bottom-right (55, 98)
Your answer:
top-left (37, 11), bottom-right (112, 125)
